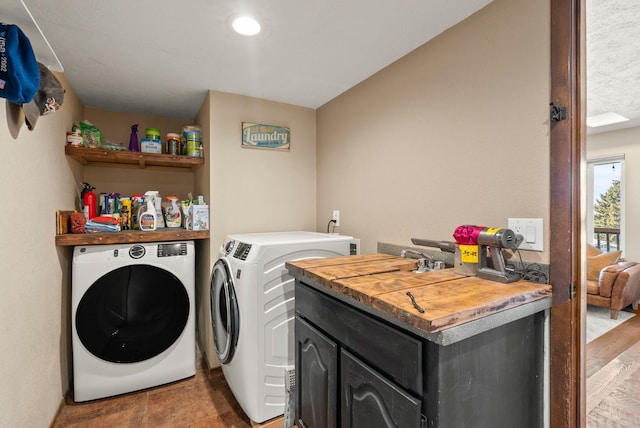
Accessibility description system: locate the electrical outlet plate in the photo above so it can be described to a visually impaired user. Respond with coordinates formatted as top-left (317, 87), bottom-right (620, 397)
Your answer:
top-left (332, 210), bottom-right (340, 226)
top-left (508, 218), bottom-right (544, 251)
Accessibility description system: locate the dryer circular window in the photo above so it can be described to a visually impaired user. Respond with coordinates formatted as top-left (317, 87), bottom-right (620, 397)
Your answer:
top-left (210, 258), bottom-right (239, 364)
top-left (76, 264), bottom-right (190, 363)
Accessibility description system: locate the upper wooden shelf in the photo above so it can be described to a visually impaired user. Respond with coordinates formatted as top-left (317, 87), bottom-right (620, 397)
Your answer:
top-left (65, 145), bottom-right (204, 172)
top-left (55, 228), bottom-right (209, 247)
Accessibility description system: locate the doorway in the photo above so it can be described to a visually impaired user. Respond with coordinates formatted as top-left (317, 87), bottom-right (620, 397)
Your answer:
top-left (550, 0), bottom-right (640, 426)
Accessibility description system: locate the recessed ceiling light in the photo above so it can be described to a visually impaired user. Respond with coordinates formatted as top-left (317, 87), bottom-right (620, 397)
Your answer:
top-left (232, 16), bottom-right (261, 36)
top-left (586, 112), bottom-right (629, 128)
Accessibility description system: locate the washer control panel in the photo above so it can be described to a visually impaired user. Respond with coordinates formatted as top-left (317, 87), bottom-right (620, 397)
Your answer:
top-left (158, 242), bottom-right (188, 257)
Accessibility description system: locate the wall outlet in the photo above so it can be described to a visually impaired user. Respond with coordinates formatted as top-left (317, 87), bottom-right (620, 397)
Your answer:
top-left (508, 218), bottom-right (544, 251)
top-left (332, 210), bottom-right (340, 227)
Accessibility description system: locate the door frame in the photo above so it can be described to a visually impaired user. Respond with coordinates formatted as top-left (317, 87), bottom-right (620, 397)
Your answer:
top-left (549, 0), bottom-right (585, 426)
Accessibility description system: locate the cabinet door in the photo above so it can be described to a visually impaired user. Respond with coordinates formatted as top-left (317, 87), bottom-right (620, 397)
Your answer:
top-left (296, 317), bottom-right (338, 428)
top-left (341, 349), bottom-right (422, 428)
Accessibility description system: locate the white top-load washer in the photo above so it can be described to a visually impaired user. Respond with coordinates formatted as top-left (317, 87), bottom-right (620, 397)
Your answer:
top-left (210, 231), bottom-right (357, 423)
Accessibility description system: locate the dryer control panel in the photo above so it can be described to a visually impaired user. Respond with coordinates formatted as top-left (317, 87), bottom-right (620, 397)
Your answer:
top-left (234, 242), bottom-right (252, 260)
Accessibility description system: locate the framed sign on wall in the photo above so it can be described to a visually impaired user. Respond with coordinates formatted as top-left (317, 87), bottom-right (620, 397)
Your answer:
top-left (241, 122), bottom-right (290, 151)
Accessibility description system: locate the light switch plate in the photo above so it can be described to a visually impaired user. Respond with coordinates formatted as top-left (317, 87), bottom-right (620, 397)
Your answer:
top-left (508, 218), bottom-right (544, 251)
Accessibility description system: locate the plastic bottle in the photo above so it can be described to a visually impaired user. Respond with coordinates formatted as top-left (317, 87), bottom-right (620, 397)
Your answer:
top-left (109, 192), bottom-right (120, 221)
top-left (129, 124), bottom-right (140, 152)
top-left (143, 190), bottom-right (165, 228)
top-left (131, 194), bottom-right (144, 229)
top-left (139, 199), bottom-right (157, 231)
top-left (81, 182), bottom-right (97, 220)
top-left (120, 197), bottom-right (131, 230)
top-left (164, 196), bottom-right (182, 227)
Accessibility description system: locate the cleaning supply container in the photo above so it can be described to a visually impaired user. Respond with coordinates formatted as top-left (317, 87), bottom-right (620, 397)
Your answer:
top-left (166, 133), bottom-right (181, 155)
top-left (145, 127), bottom-right (161, 140)
top-left (182, 126), bottom-right (202, 157)
top-left (143, 191), bottom-right (164, 228)
top-left (139, 199), bottom-right (157, 231)
top-left (131, 194), bottom-right (144, 229)
top-left (164, 196), bottom-right (182, 228)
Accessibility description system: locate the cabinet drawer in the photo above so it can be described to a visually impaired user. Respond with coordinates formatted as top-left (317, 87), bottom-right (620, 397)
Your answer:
top-left (296, 281), bottom-right (422, 394)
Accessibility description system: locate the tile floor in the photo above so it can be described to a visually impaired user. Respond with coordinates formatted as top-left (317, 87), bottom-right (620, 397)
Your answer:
top-left (53, 352), bottom-right (256, 428)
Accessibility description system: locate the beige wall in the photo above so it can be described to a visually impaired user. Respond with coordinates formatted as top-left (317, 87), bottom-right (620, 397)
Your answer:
top-left (83, 108), bottom-right (197, 201)
top-left (588, 126), bottom-right (640, 260)
top-left (316, 0), bottom-right (551, 263)
top-left (194, 92), bottom-right (213, 368)
top-left (196, 90), bottom-right (317, 368)
top-left (0, 73), bottom-right (84, 427)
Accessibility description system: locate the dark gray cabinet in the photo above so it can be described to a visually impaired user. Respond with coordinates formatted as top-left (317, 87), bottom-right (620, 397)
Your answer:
top-left (295, 317), bottom-right (338, 428)
top-left (295, 280), bottom-right (545, 428)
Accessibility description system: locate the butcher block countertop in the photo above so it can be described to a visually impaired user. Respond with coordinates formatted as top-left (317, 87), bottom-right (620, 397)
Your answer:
top-left (286, 253), bottom-right (553, 345)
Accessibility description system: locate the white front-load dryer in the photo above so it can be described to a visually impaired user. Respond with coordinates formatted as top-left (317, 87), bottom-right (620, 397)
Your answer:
top-left (72, 241), bottom-right (196, 402)
top-left (210, 231), bottom-right (356, 423)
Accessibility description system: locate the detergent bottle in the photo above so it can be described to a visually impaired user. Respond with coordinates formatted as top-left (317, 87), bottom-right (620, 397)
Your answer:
top-left (81, 182), bottom-right (97, 220)
top-left (138, 198), bottom-right (157, 231)
top-left (164, 196), bottom-right (182, 228)
top-left (131, 194), bottom-right (144, 229)
top-left (142, 191), bottom-right (164, 228)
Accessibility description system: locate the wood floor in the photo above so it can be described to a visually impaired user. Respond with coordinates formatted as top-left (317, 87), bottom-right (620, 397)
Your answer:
top-left (53, 311), bottom-right (640, 427)
top-left (587, 308), bottom-right (640, 427)
top-left (52, 352), bottom-right (282, 428)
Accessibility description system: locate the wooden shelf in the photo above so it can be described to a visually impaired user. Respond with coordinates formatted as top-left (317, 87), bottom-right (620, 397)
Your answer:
top-left (65, 145), bottom-right (204, 172)
top-left (55, 228), bottom-right (209, 247)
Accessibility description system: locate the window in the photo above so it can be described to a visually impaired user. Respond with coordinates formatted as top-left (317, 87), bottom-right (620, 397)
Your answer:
top-left (586, 156), bottom-right (624, 254)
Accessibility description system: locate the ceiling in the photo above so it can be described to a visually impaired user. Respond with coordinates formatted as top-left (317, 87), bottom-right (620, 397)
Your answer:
top-left (3, 0), bottom-right (638, 133)
top-left (586, 0), bottom-right (640, 134)
top-left (2, 0), bottom-right (493, 121)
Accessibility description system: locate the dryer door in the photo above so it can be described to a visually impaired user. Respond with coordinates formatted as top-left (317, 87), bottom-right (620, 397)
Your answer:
top-left (75, 264), bottom-right (190, 364)
top-left (210, 258), bottom-right (239, 364)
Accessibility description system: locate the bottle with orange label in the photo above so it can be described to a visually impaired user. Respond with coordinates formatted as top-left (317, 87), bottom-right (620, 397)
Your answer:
top-left (164, 196), bottom-right (182, 228)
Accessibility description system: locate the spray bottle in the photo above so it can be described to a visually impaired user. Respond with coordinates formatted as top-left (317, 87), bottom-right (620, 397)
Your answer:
top-left (129, 124), bottom-right (140, 152)
top-left (139, 198), bottom-right (157, 231)
top-left (81, 182), bottom-right (97, 220)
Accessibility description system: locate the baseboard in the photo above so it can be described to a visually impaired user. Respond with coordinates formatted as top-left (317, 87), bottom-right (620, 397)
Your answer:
top-left (47, 395), bottom-right (67, 428)
top-left (250, 416), bottom-right (285, 427)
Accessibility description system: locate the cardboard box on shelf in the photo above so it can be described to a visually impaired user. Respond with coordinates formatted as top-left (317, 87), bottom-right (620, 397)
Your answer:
top-left (191, 205), bottom-right (209, 230)
top-left (140, 138), bottom-right (162, 154)
top-left (181, 204), bottom-right (208, 230)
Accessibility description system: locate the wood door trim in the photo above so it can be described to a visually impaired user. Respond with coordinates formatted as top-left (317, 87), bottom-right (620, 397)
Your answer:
top-left (549, 0), bottom-right (585, 427)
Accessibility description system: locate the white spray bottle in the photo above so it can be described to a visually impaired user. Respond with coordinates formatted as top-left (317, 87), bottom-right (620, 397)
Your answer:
top-left (139, 197), bottom-right (157, 231)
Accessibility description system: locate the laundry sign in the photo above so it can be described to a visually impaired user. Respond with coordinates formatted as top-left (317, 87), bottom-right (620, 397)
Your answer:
top-left (242, 122), bottom-right (290, 150)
